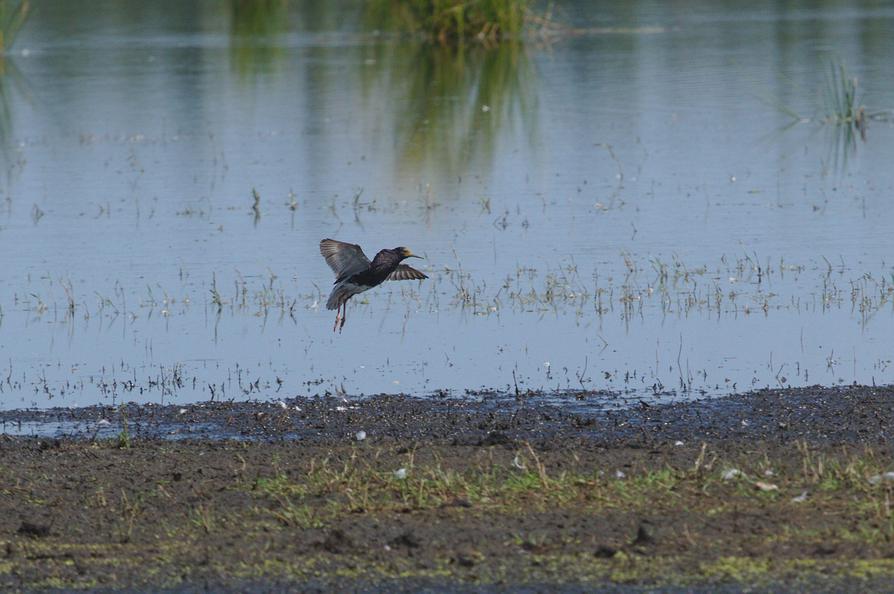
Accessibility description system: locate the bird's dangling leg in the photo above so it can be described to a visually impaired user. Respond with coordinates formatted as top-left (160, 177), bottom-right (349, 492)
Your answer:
top-left (339, 303), bottom-right (347, 332)
top-left (333, 303), bottom-right (342, 333)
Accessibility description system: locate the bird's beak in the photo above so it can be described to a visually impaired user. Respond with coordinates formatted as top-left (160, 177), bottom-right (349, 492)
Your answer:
top-left (404, 250), bottom-right (422, 259)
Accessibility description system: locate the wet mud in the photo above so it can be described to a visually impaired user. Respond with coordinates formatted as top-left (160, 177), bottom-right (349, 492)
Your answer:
top-left (1, 385), bottom-right (894, 592)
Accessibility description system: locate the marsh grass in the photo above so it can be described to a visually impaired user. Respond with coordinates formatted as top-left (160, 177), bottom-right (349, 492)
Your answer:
top-left (823, 60), bottom-right (865, 135)
top-left (365, 0), bottom-right (531, 44)
top-left (7, 254), bottom-right (894, 402)
top-left (116, 406), bottom-right (131, 449)
top-left (18, 253), bottom-right (894, 330)
top-left (766, 58), bottom-right (892, 171)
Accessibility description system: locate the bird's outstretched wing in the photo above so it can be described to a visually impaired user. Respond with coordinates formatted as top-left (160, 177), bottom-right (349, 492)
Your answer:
top-left (387, 265), bottom-right (428, 281)
top-left (320, 239), bottom-right (370, 280)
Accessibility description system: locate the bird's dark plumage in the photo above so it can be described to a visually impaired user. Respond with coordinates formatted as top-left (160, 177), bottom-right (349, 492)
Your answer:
top-left (320, 239), bottom-right (428, 331)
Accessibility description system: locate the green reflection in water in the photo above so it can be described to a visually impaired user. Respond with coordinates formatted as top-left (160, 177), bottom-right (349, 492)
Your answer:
top-left (822, 121), bottom-right (859, 174)
top-left (0, 55), bottom-right (30, 179)
top-left (363, 41), bottom-right (538, 181)
top-left (0, 0), bottom-right (30, 173)
top-left (770, 58), bottom-right (892, 175)
top-left (229, 0), bottom-right (288, 77)
top-left (0, 0), bottom-right (29, 53)
top-left (818, 59), bottom-right (893, 174)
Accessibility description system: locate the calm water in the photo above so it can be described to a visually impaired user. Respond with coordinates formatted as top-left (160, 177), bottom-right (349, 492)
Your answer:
top-left (0, 0), bottom-right (893, 410)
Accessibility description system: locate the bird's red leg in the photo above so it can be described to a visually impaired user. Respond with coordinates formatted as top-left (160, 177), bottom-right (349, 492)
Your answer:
top-left (333, 303), bottom-right (342, 333)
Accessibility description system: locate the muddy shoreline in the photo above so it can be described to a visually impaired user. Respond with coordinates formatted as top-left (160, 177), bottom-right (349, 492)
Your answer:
top-left (3, 384), bottom-right (891, 446)
top-left (2, 386), bottom-right (894, 592)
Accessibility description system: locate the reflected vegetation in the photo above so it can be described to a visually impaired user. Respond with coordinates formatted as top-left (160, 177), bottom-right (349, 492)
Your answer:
top-left (822, 115), bottom-right (860, 173)
top-left (0, 57), bottom-right (17, 159)
top-left (228, 0), bottom-right (288, 77)
top-left (0, 0), bottom-right (29, 53)
top-left (818, 60), bottom-right (894, 172)
top-left (363, 41), bottom-right (538, 179)
top-left (0, 57), bottom-right (32, 180)
top-left (820, 60), bottom-right (865, 172)
top-left (0, 0), bottom-right (30, 175)
top-left (772, 58), bottom-right (894, 173)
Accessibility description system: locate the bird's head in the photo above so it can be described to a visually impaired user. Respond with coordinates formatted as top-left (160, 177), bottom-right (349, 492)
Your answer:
top-left (395, 247), bottom-right (422, 260)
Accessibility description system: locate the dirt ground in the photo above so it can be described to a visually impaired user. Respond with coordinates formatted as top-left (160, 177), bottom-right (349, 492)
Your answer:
top-left (2, 385), bottom-right (894, 592)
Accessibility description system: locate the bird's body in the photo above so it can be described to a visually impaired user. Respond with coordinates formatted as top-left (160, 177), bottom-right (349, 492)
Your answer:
top-left (320, 239), bottom-right (427, 331)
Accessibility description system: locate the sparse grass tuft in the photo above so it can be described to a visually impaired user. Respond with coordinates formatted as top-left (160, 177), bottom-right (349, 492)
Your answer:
top-left (823, 59), bottom-right (867, 140)
top-left (189, 504), bottom-right (216, 534)
top-left (116, 406), bottom-right (131, 449)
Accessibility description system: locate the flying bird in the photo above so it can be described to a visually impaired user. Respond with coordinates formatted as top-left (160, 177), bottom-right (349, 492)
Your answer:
top-left (320, 239), bottom-right (428, 332)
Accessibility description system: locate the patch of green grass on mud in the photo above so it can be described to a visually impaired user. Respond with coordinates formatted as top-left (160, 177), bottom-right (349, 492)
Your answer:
top-left (248, 454), bottom-right (695, 517)
top-left (246, 450), bottom-right (890, 519)
top-left (5, 442), bottom-right (894, 590)
top-left (219, 553), bottom-right (894, 588)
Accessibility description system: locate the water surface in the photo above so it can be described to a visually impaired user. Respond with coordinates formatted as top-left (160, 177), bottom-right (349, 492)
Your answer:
top-left (1, 0), bottom-right (893, 409)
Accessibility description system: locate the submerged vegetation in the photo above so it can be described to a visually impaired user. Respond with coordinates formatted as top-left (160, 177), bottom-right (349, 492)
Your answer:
top-left (15, 255), bottom-right (894, 330)
top-left (6, 251), bottom-right (892, 403)
top-left (365, 0), bottom-right (532, 43)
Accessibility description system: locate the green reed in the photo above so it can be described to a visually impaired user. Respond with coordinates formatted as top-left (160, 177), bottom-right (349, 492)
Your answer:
top-left (365, 0), bottom-right (532, 43)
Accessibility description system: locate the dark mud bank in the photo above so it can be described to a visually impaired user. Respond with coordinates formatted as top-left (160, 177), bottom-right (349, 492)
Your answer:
top-left (1, 384), bottom-right (892, 446)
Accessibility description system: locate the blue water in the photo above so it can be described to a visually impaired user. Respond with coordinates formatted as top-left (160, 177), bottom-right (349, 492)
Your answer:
top-left (0, 0), bottom-right (893, 409)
